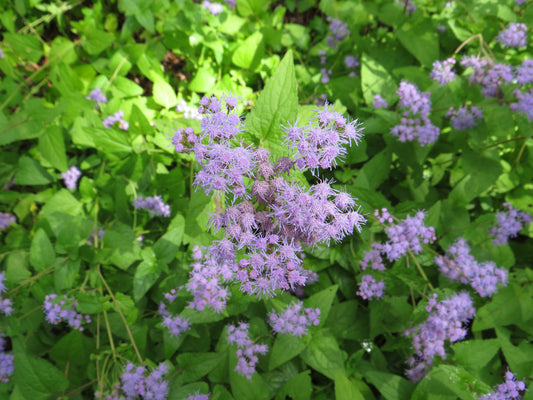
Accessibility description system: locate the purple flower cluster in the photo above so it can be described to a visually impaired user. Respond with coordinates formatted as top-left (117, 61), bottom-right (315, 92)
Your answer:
top-left (479, 370), bottom-right (526, 400)
top-left (446, 105), bottom-right (483, 130)
top-left (498, 22), bottom-right (528, 48)
top-left (87, 227), bottom-right (105, 245)
top-left (344, 55), bottom-right (359, 77)
top-left (396, 0), bottom-right (417, 14)
top-left (391, 81), bottom-right (440, 146)
top-left (360, 243), bottom-right (386, 271)
top-left (268, 301), bottom-right (321, 337)
top-left (62, 166), bottom-right (81, 191)
top-left (185, 246), bottom-right (233, 312)
top-left (372, 94), bottom-right (388, 109)
top-left (357, 274), bottom-right (385, 300)
top-left (176, 96), bottom-right (364, 298)
top-left (435, 238), bottom-right (508, 297)
top-left (202, 0), bottom-right (223, 15)
top-left (132, 195), bottom-right (171, 217)
top-left (318, 50), bottom-right (331, 83)
top-left (326, 17), bottom-right (350, 49)
top-left (86, 88), bottom-right (108, 104)
top-left (43, 293), bottom-right (91, 331)
top-left (185, 392), bottom-right (210, 400)
top-left (461, 56), bottom-right (514, 98)
top-left (0, 48), bottom-right (4, 59)
top-left (489, 203), bottom-right (532, 245)
top-left (0, 335), bottom-right (14, 383)
top-left (103, 110), bottom-right (129, 131)
top-left (515, 59), bottom-right (533, 86)
top-left (0, 212), bottom-right (16, 231)
top-left (430, 58), bottom-right (457, 85)
top-left (0, 271), bottom-right (13, 316)
top-left (227, 322), bottom-right (268, 379)
top-left (158, 288), bottom-right (191, 337)
top-left (405, 292), bottom-right (476, 381)
top-left (97, 363), bottom-right (170, 400)
top-left (283, 103), bottom-right (364, 171)
top-left (510, 88), bottom-right (533, 121)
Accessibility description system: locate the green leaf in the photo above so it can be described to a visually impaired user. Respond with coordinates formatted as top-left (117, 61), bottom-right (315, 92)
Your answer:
top-left (232, 31), bottom-right (265, 70)
top-left (353, 149), bottom-right (392, 191)
top-left (496, 327), bottom-right (533, 378)
top-left (305, 284), bottom-right (338, 325)
top-left (236, 0), bottom-right (269, 17)
top-left (153, 79), bottom-right (178, 109)
top-left (49, 330), bottom-right (92, 366)
top-left (334, 371), bottom-right (365, 400)
top-left (188, 66), bottom-right (217, 93)
top-left (363, 370), bottom-right (414, 400)
top-left (245, 50), bottom-right (298, 155)
top-left (29, 229), bottom-right (56, 272)
top-left (361, 53), bottom-right (397, 106)
top-left (275, 370), bottom-right (312, 400)
top-left (176, 353), bottom-right (224, 383)
top-left (133, 249), bottom-right (162, 302)
top-left (300, 330), bottom-right (345, 379)
top-left (41, 190), bottom-right (84, 236)
top-left (153, 214), bottom-right (185, 264)
top-left (4, 33), bottom-right (42, 63)
top-left (91, 127), bottom-right (132, 160)
top-left (168, 381), bottom-right (210, 400)
top-left (13, 340), bottom-right (68, 400)
top-left (229, 350), bottom-right (270, 400)
top-left (104, 224), bottom-right (142, 270)
top-left (38, 125), bottom-right (68, 172)
top-left (395, 19), bottom-right (439, 67)
top-left (114, 292), bottom-right (138, 324)
top-left (15, 156), bottom-right (54, 186)
top-left (451, 339), bottom-right (500, 371)
top-left (114, 76), bottom-right (144, 97)
top-left (269, 333), bottom-right (307, 371)
top-left (54, 259), bottom-right (81, 292)
top-left (472, 284), bottom-right (526, 331)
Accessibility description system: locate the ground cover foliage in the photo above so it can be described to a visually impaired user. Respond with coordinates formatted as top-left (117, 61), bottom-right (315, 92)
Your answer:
top-left (0, 0), bottom-right (533, 399)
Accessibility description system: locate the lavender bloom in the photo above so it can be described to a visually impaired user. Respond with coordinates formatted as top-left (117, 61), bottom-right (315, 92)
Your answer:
top-left (103, 110), bottom-right (129, 131)
top-left (282, 102), bottom-right (364, 171)
top-left (186, 247), bottom-right (233, 312)
top-left (489, 203), bottom-right (532, 245)
top-left (43, 294), bottom-right (91, 331)
top-left (202, 0), bottom-right (224, 15)
top-left (326, 17), bottom-right (350, 49)
top-left (510, 88), bottom-right (533, 121)
top-left (479, 370), bottom-right (526, 400)
top-left (268, 301), bottom-right (321, 337)
top-left (405, 292), bottom-right (476, 381)
top-left (185, 392), bottom-right (210, 400)
top-left (461, 56), bottom-right (513, 98)
top-left (375, 208), bottom-right (394, 223)
top-left (372, 94), bottom-right (388, 109)
top-left (381, 210), bottom-right (436, 261)
top-left (0, 272), bottom-right (13, 316)
top-left (0, 212), bottom-right (16, 230)
top-left (0, 335), bottom-right (14, 383)
top-left (446, 105), bottom-right (483, 129)
top-left (227, 322), bottom-right (268, 379)
top-left (516, 60), bottom-right (533, 86)
top-left (498, 22), bottom-right (528, 48)
top-left (360, 243), bottom-right (386, 271)
top-left (392, 81), bottom-right (440, 146)
top-left (86, 88), bottom-right (108, 104)
top-left (169, 126), bottom-right (197, 153)
top-left (320, 68), bottom-right (332, 84)
top-left (430, 58), bottom-right (457, 85)
top-left (0, 48), bottom-right (4, 59)
top-left (97, 362), bottom-right (170, 400)
top-left (87, 228), bottom-right (105, 245)
top-left (62, 166), bottom-right (81, 191)
top-left (516, 0), bottom-right (526, 4)
top-left (435, 238), bottom-right (508, 297)
top-left (224, 0), bottom-right (236, 8)
top-left (344, 55), bottom-right (359, 69)
top-left (158, 289), bottom-right (191, 338)
top-left (357, 274), bottom-right (385, 300)
top-left (132, 195), bottom-right (171, 217)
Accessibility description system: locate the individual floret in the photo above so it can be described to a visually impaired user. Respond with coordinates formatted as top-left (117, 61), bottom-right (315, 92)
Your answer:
top-left (268, 301), bottom-right (321, 337)
top-left (227, 322), bottom-right (268, 379)
top-left (62, 166), bottom-right (81, 191)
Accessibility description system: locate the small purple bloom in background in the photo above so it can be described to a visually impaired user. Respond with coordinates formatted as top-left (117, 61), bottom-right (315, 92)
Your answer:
top-left (405, 292), bottom-right (475, 381)
top-left (396, 0), bottom-right (417, 14)
top-left (489, 202), bottom-right (532, 245)
top-left (510, 88), bottom-right (533, 121)
top-left (430, 58), bottom-right (456, 85)
top-left (435, 238), bottom-right (508, 297)
top-left (372, 94), bottom-right (388, 109)
top-left (360, 243), bottom-right (386, 271)
top-left (43, 294), bottom-right (91, 331)
top-left (103, 110), bottom-right (129, 131)
top-left (479, 370), bottom-right (526, 400)
top-left (0, 212), bottom-right (16, 231)
top-left (0, 272), bottom-right (13, 316)
top-left (268, 301), bottom-right (321, 337)
top-left (158, 289), bottom-right (191, 338)
top-left (224, 0), bottom-right (236, 8)
top-left (515, 59), bottom-right (533, 86)
top-left (0, 48), bottom-right (4, 59)
top-left (185, 392), bottom-right (210, 400)
top-left (357, 274), bottom-right (385, 300)
top-left (85, 88), bottom-right (108, 104)
top-left (132, 195), bottom-right (171, 217)
top-left (202, 0), bottom-right (223, 15)
top-left (0, 335), bottom-right (14, 383)
top-left (344, 55), bottom-right (360, 69)
top-left (516, 0), bottom-right (526, 4)
top-left (375, 208), bottom-right (394, 223)
top-left (437, 24), bottom-right (446, 33)
top-left (326, 17), bottom-right (350, 49)
top-left (62, 166), bottom-right (81, 191)
top-left (320, 68), bottom-right (332, 84)
top-left (87, 227), bottom-right (105, 245)
top-left (227, 322), bottom-right (268, 379)
top-left (498, 22), bottom-right (528, 48)
top-left (446, 105), bottom-right (483, 129)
